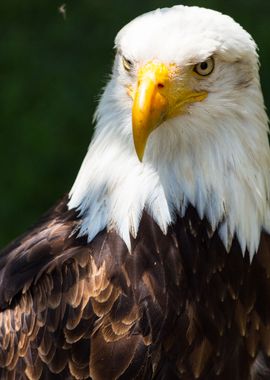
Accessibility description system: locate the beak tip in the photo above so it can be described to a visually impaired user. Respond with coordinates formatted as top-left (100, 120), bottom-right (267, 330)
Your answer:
top-left (135, 149), bottom-right (144, 163)
top-left (133, 133), bottom-right (146, 162)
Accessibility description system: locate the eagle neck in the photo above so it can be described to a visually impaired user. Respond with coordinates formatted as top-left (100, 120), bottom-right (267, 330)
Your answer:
top-left (69, 82), bottom-right (270, 259)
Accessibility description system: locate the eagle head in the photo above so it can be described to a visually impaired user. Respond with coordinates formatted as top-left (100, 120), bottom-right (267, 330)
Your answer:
top-left (70, 6), bottom-right (270, 258)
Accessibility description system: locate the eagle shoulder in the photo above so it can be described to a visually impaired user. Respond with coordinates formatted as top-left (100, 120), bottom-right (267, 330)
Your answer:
top-left (0, 198), bottom-right (184, 379)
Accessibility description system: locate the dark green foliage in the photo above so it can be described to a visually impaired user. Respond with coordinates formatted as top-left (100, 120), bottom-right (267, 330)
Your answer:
top-left (0, 0), bottom-right (270, 246)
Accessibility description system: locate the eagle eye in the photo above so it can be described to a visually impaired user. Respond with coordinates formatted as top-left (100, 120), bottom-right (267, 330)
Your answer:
top-left (122, 56), bottom-right (133, 72)
top-left (194, 57), bottom-right (215, 76)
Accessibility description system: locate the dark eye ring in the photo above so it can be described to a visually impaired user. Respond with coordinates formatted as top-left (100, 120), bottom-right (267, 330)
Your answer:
top-left (122, 56), bottom-right (133, 72)
top-left (194, 57), bottom-right (215, 76)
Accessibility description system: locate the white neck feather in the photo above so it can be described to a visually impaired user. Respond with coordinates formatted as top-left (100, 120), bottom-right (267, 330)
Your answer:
top-left (69, 78), bottom-right (270, 259)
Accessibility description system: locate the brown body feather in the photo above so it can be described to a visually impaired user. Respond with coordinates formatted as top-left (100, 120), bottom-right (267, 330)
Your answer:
top-left (0, 196), bottom-right (270, 379)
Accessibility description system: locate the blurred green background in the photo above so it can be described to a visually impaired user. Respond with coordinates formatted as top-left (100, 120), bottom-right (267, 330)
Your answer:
top-left (1, 0), bottom-right (270, 247)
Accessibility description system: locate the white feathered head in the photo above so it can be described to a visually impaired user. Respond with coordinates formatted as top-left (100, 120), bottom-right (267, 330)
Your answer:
top-left (70, 6), bottom-right (270, 258)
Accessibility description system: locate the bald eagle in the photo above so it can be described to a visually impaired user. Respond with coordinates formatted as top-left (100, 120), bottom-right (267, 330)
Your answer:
top-left (1, 5), bottom-right (270, 380)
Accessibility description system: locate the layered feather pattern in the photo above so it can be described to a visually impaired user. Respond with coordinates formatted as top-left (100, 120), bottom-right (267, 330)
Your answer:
top-left (1, 197), bottom-right (270, 379)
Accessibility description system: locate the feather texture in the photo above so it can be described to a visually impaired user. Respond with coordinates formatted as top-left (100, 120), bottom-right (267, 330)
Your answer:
top-left (1, 197), bottom-right (270, 379)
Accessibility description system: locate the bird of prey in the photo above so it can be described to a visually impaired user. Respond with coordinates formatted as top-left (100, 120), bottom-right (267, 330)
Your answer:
top-left (1, 5), bottom-right (270, 380)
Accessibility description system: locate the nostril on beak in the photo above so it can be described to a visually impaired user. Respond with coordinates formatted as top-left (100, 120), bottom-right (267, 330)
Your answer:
top-left (157, 83), bottom-right (165, 89)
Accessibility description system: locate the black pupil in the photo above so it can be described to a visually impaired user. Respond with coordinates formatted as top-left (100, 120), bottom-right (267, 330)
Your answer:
top-left (200, 62), bottom-right (208, 70)
top-left (125, 59), bottom-right (132, 68)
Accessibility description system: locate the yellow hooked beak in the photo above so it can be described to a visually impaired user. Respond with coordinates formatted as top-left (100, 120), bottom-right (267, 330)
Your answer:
top-left (131, 61), bottom-right (207, 161)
